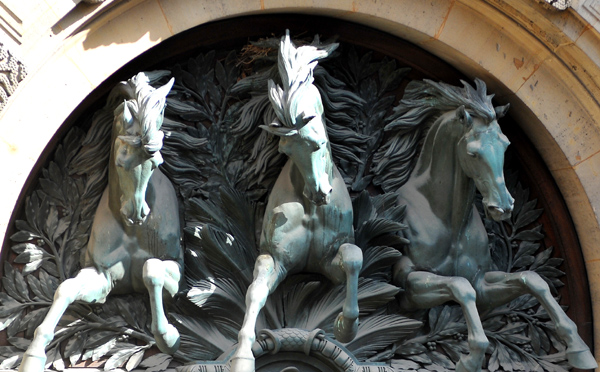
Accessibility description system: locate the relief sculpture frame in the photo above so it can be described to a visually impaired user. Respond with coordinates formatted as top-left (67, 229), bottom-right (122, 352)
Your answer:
top-left (0, 15), bottom-right (593, 372)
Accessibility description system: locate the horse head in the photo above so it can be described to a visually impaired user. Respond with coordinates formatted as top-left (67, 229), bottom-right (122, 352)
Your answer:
top-left (263, 109), bottom-right (332, 206)
top-left (113, 74), bottom-right (174, 226)
top-left (262, 31), bottom-right (337, 206)
top-left (455, 103), bottom-right (514, 221)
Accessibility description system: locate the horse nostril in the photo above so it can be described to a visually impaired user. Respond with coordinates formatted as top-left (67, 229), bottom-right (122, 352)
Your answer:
top-left (488, 206), bottom-right (504, 214)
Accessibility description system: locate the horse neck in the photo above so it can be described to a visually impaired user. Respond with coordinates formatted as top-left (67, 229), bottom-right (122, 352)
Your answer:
top-left (411, 115), bottom-right (476, 234)
top-left (289, 145), bottom-right (336, 202)
top-left (107, 129), bottom-right (122, 214)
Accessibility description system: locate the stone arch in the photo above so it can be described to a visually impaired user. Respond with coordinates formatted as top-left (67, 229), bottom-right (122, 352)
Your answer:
top-left (1, 0), bottom-right (599, 359)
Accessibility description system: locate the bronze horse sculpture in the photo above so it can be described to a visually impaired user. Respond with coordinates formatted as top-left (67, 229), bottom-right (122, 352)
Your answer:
top-left (392, 79), bottom-right (597, 372)
top-left (230, 33), bottom-right (363, 372)
top-left (19, 72), bottom-right (183, 372)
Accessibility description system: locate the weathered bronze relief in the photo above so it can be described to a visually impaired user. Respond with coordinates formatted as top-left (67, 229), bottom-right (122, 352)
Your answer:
top-left (230, 33), bottom-right (363, 372)
top-left (0, 28), bottom-right (595, 372)
top-left (18, 72), bottom-right (183, 372)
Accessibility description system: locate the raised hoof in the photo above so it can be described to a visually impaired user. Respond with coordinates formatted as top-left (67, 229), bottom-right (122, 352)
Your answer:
top-left (18, 351), bottom-right (47, 372)
top-left (333, 312), bottom-right (358, 343)
top-left (230, 356), bottom-right (255, 372)
top-left (567, 348), bottom-right (598, 369)
top-left (154, 324), bottom-right (180, 354)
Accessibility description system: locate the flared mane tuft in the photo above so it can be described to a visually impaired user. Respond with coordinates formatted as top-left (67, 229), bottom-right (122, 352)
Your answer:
top-left (114, 71), bottom-right (173, 155)
top-left (397, 78), bottom-right (497, 129)
top-left (373, 79), bottom-right (498, 193)
top-left (268, 31), bottom-right (338, 128)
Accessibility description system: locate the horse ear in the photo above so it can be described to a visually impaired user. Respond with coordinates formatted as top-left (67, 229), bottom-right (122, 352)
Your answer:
top-left (147, 78), bottom-right (174, 131)
top-left (158, 78), bottom-right (175, 97)
top-left (495, 103), bottom-right (510, 119)
top-left (122, 100), bottom-right (136, 128)
top-left (151, 78), bottom-right (174, 110)
top-left (456, 105), bottom-right (473, 127)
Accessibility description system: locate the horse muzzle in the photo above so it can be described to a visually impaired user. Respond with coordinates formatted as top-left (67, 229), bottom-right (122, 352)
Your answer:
top-left (486, 204), bottom-right (513, 221)
top-left (120, 200), bottom-right (150, 226)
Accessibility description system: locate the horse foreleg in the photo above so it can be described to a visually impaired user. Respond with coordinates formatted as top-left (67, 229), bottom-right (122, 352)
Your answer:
top-left (231, 254), bottom-right (280, 372)
top-left (403, 272), bottom-right (488, 372)
top-left (479, 271), bottom-right (597, 369)
top-left (142, 258), bottom-right (181, 354)
top-left (19, 268), bottom-right (112, 372)
top-left (330, 243), bottom-right (362, 343)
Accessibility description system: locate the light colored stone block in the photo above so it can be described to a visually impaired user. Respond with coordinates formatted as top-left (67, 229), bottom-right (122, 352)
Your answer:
top-left (349, 0), bottom-right (453, 45)
top-left (500, 92), bottom-right (573, 171)
top-left (435, 1), bottom-right (551, 93)
top-left (514, 56), bottom-right (600, 167)
top-left (574, 149), bottom-right (600, 222)
top-left (64, 0), bottom-right (172, 88)
top-left (158, 0), bottom-right (261, 35)
top-left (575, 26), bottom-right (600, 77)
top-left (551, 166), bottom-right (600, 262)
top-left (45, 0), bottom-right (77, 18)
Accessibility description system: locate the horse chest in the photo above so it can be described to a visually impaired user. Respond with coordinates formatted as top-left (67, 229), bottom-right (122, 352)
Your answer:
top-left (401, 194), bottom-right (490, 279)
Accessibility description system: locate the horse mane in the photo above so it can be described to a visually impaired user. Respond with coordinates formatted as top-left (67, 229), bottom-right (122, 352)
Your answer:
top-left (268, 30), bottom-right (338, 128)
top-left (403, 79), bottom-right (496, 126)
top-left (231, 33), bottom-right (364, 192)
top-left (373, 78), bottom-right (497, 192)
top-left (113, 72), bottom-right (173, 156)
top-left (71, 71), bottom-right (172, 190)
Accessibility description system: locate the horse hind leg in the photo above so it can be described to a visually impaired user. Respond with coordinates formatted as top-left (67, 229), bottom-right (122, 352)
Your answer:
top-left (329, 243), bottom-right (362, 343)
top-left (480, 271), bottom-right (597, 369)
top-left (19, 268), bottom-right (112, 372)
top-left (231, 254), bottom-right (281, 372)
top-left (403, 272), bottom-right (488, 372)
top-left (142, 258), bottom-right (182, 354)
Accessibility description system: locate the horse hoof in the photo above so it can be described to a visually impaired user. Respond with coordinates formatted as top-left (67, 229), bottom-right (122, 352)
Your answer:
top-left (154, 324), bottom-right (180, 354)
top-left (567, 348), bottom-right (598, 369)
top-left (230, 356), bottom-right (255, 372)
top-left (18, 351), bottom-right (47, 372)
top-left (333, 312), bottom-right (358, 343)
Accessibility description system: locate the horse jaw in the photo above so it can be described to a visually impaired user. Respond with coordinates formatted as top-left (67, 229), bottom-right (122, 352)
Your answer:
top-left (116, 161), bottom-right (153, 226)
top-left (485, 203), bottom-right (512, 221)
top-left (481, 190), bottom-right (514, 222)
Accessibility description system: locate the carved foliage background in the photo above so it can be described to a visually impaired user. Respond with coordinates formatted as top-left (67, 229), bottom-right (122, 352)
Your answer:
top-left (0, 34), bottom-right (576, 372)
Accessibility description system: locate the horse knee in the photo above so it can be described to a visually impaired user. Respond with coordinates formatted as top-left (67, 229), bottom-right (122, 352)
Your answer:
top-left (253, 255), bottom-right (275, 277)
top-left (340, 243), bottom-right (363, 273)
top-left (449, 277), bottom-right (476, 303)
top-left (238, 326), bottom-right (256, 344)
top-left (143, 259), bottom-right (166, 288)
top-left (32, 323), bottom-right (55, 348)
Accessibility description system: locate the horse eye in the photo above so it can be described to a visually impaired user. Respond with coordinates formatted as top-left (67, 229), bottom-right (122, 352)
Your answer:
top-left (467, 151), bottom-right (477, 158)
top-left (312, 140), bottom-right (326, 151)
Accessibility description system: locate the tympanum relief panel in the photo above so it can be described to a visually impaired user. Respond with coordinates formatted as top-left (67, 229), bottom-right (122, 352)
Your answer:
top-left (0, 30), bottom-right (594, 372)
